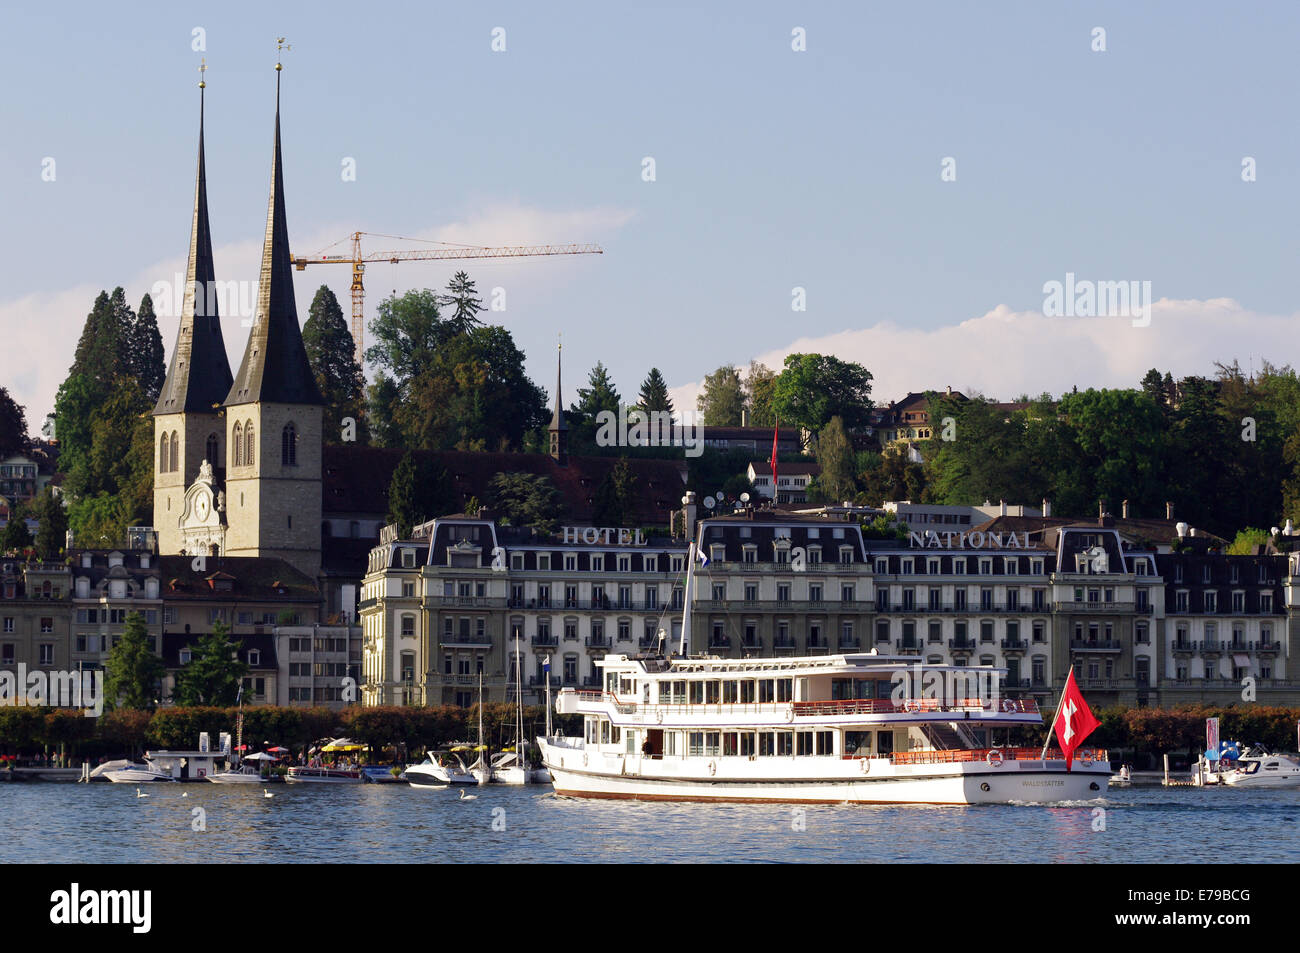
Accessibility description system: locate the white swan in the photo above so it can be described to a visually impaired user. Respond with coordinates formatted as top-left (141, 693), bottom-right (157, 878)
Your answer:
top-left (263, 789), bottom-right (274, 799)
top-left (136, 788), bottom-right (148, 798)
top-left (458, 789), bottom-right (478, 801)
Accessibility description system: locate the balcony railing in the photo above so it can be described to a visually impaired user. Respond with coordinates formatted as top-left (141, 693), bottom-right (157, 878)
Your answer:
top-left (1056, 601), bottom-right (1136, 614)
top-left (1069, 639), bottom-right (1123, 652)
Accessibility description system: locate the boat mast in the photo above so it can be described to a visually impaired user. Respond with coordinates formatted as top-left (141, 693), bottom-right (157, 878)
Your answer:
top-left (545, 655), bottom-right (552, 739)
top-left (678, 541), bottom-right (696, 656)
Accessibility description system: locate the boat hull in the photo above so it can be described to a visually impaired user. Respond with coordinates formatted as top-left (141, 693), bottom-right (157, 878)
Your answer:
top-left (285, 768), bottom-right (363, 784)
top-left (540, 743), bottom-right (1108, 805)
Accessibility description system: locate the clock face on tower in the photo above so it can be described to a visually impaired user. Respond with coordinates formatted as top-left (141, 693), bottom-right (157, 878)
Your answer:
top-left (196, 494), bottom-right (210, 521)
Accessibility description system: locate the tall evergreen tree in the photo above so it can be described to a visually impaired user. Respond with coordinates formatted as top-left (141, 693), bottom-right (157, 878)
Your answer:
top-left (813, 416), bottom-right (857, 502)
top-left (303, 285), bottom-right (369, 445)
top-left (32, 487), bottom-right (67, 560)
top-left (438, 271), bottom-right (485, 336)
top-left (126, 294), bottom-right (166, 403)
top-left (569, 362), bottom-right (622, 452)
top-left (104, 611), bottom-right (165, 710)
top-left (2, 516), bottom-right (32, 552)
top-left (636, 368), bottom-right (674, 416)
top-left (386, 452), bottom-right (420, 538)
top-left (0, 387), bottom-right (29, 454)
top-left (172, 621), bottom-right (248, 706)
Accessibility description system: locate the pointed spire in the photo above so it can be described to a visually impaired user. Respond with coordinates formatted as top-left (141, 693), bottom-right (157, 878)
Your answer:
top-left (548, 337), bottom-right (568, 465)
top-left (226, 56), bottom-right (322, 407)
top-left (549, 337), bottom-right (567, 432)
top-left (155, 63), bottom-right (234, 416)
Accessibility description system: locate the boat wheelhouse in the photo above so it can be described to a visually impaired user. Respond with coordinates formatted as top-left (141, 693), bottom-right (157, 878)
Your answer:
top-left (540, 651), bottom-right (1110, 805)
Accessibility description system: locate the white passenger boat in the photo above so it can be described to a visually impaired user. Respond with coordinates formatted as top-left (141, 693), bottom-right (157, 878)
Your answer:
top-left (541, 652), bottom-right (1109, 805)
top-left (539, 541), bottom-right (1108, 806)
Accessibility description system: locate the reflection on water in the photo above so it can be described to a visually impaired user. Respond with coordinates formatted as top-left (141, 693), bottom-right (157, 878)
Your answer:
top-left (2, 783), bottom-right (1298, 864)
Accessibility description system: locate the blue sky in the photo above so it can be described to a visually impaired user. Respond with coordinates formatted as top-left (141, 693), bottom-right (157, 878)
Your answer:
top-left (4, 1), bottom-right (1299, 422)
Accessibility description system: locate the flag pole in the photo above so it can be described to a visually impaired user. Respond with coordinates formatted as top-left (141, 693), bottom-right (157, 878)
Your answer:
top-left (1039, 666), bottom-right (1071, 760)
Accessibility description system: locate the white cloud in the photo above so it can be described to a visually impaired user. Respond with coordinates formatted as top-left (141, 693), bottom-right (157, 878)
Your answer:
top-left (669, 297), bottom-right (1300, 414)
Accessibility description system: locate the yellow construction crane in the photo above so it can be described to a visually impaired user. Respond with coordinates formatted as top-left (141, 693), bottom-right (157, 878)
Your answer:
top-left (291, 231), bottom-right (603, 363)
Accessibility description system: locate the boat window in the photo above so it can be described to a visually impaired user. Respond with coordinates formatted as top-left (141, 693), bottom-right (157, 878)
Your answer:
top-left (722, 681), bottom-right (739, 704)
top-left (723, 732), bottom-right (740, 756)
top-left (740, 732), bottom-right (756, 757)
top-left (797, 731), bottom-right (815, 756)
top-left (817, 731), bottom-right (835, 755)
top-left (705, 680), bottom-right (721, 704)
top-left (776, 678), bottom-right (793, 703)
top-left (775, 732), bottom-right (793, 756)
top-left (600, 720), bottom-right (610, 744)
top-left (845, 730), bottom-right (873, 756)
top-left (689, 681), bottom-right (705, 704)
top-left (659, 682), bottom-right (672, 704)
top-left (739, 680), bottom-right (756, 704)
top-left (665, 732), bottom-right (679, 757)
top-left (759, 679), bottom-right (775, 703)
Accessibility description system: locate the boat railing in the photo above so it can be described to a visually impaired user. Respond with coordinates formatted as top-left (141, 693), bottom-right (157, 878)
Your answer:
top-left (885, 747), bottom-right (1108, 765)
top-left (793, 698), bottom-right (1040, 716)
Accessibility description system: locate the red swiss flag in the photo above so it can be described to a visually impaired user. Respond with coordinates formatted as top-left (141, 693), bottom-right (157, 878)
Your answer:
top-left (769, 425), bottom-right (780, 493)
top-left (1052, 668), bottom-right (1100, 771)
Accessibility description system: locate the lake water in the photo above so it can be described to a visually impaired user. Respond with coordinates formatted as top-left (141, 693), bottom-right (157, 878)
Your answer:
top-left (5, 781), bottom-right (1299, 864)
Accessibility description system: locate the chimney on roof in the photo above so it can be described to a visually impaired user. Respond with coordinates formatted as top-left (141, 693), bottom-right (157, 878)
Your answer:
top-left (1166, 501), bottom-right (1174, 521)
top-left (1042, 498), bottom-right (1052, 518)
top-left (1099, 499), bottom-right (1106, 520)
top-left (1000, 500), bottom-right (1006, 516)
top-left (1122, 499), bottom-right (1129, 519)
top-left (946, 385), bottom-right (952, 395)
top-left (741, 408), bottom-right (749, 427)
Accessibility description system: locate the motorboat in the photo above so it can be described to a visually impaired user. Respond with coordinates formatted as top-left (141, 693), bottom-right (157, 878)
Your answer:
top-left (103, 761), bottom-right (178, 784)
top-left (1109, 764), bottom-right (1132, 787)
top-left (361, 765), bottom-right (402, 783)
top-left (1219, 748), bottom-right (1300, 788)
top-left (208, 764), bottom-right (265, 784)
top-left (490, 748), bottom-right (550, 785)
top-left (401, 753), bottom-right (478, 787)
top-left (285, 765), bottom-right (364, 783)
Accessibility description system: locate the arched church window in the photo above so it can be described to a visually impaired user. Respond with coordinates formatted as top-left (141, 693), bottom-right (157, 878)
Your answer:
top-left (206, 433), bottom-right (219, 467)
top-left (169, 432), bottom-right (179, 472)
top-left (160, 434), bottom-right (169, 473)
top-left (282, 423), bottom-right (297, 466)
top-left (232, 423), bottom-right (242, 467)
top-left (245, 420), bottom-right (255, 467)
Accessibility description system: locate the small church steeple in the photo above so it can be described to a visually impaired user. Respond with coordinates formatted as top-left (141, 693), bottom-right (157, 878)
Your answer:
top-left (548, 338), bottom-right (568, 465)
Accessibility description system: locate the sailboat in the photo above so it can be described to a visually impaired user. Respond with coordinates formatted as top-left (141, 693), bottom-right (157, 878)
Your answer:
top-left (469, 672), bottom-right (493, 785)
top-left (493, 639), bottom-right (550, 784)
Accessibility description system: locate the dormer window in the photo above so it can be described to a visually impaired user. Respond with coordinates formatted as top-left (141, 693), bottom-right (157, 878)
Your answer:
top-left (248, 649), bottom-right (260, 666)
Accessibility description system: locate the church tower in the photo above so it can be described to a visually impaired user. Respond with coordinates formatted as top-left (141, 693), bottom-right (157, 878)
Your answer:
top-left (548, 341), bottom-right (568, 466)
top-left (222, 61), bottom-right (324, 578)
top-left (153, 66), bottom-right (234, 557)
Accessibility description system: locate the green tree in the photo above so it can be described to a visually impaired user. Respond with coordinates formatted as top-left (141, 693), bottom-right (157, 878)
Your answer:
top-left (487, 473), bottom-right (564, 534)
top-left (304, 285), bottom-right (369, 445)
top-left (385, 454), bottom-right (456, 535)
top-left (2, 514), bottom-right (32, 552)
top-left (569, 362), bottom-right (622, 452)
top-left (403, 326), bottom-right (548, 452)
top-left (697, 365), bottom-right (745, 427)
top-left (104, 611), bottom-right (165, 710)
top-left (172, 621), bottom-right (249, 707)
top-left (367, 374), bottom-right (403, 448)
top-left (771, 353), bottom-right (874, 433)
top-left (437, 271), bottom-right (485, 336)
top-left (32, 487), bottom-right (67, 560)
top-left (812, 416), bottom-right (856, 502)
top-left (126, 293), bottom-right (166, 403)
top-left (0, 387), bottom-right (29, 454)
top-left (592, 458), bottom-right (638, 526)
top-left (636, 367), bottom-right (674, 416)
top-left (745, 361), bottom-right (778, 427)
top-left (1227, 527), bottom-right (1270, 555)
top-left (365, 289), bottom-right (447, 388)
